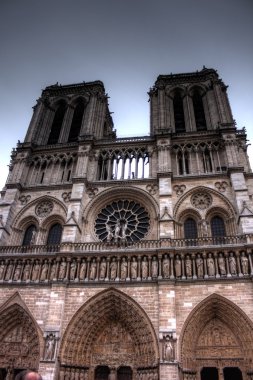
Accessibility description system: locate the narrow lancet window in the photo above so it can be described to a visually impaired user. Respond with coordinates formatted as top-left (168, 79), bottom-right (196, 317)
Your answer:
top-left (68, 99), bottom-right (85, 142)
top-left (48, 101), bottom-right (66, 144)
top-left (192, 89), bottom-right (207, 131)
top-left (173, 91), bottom-right (185, 132)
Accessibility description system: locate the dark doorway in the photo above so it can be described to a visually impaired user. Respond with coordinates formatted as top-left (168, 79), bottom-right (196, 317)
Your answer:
top-left (95, 366), bottom-right (110, 380)
top-left (0, 369), bottom-right (7, 380)
top-left (201, 367), bottom-right (218, 380)
top-left (117, 366), bottom-right (132, 380)
top-left (223, 367), bottom-right (243, 380)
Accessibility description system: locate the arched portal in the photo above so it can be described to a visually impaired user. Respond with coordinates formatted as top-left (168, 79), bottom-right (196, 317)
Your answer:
top-left (59, 288), bottom-right (159, 379)
top-left (0, 300), bottom-right (41, 378)
top-left (180, 294), bottom-right (253, 380)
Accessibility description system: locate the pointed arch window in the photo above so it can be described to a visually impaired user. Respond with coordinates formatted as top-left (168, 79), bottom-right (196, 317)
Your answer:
top-left (68, 99), bottom-right (85, 142)
top-left (22, 224), bottom-right (37, 246)
top-left (192, 89), bottom-right (207, 131)
top-left (210, 216), bottom-right (226, 237)
top-left (48, 101), bottom-right (66, 144)
top-left (184, 218), bottom-right (198, 239)
top-left (47, 223), bottom-right (62, 245)
top-left (173, 91), bottom-right (185, 132)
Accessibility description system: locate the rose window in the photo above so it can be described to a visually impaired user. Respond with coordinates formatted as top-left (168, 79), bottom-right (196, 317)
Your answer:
top-left (191, 192), bottom-right (212, 210)
top-left (36, 200), bottom-right (54, 217)
top-left (95, 200), bottom-right (150, 242)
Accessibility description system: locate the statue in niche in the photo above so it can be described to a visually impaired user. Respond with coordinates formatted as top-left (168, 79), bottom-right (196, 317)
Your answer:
top-left (207, 253), bottom-right (215, 276)
top-left (229, 252), bottom-right (237, 275)
top-left (23, 261), bottom-right (31, 281)
top-left (5, 261), bottom-right (14, 280)
top-left (162, 254), bottom-right (170, 278)
top-left (30, 229), bottom-right (37, 245)
top-left (0, 260), bottom-right (5, 280)
top-left (70, 260), bottom-right (77, 280)
top-left (50, 261), bottom-right (56, 280)
top-left (200, 219), bottom-right (209, 237)
top-left (163, 335), bottom-right (175, 361)
top-left (32, 260), bottom-right (40, 281)
top-left (80, 259), bottom-right (87, 280)
top-left (142, 257), bottom-right (148, 279)
top-left (185, 255), bottom-right (192, 277)
top-left (110, 258), bottom-right (117, 280)
top-left (196, 254), bottom-right (204, 278)
top-left (58, 259), bottom-right (67, 280)
top-left (120, 257), bottom-right (127, 280)
top-left (13, 260), bottom-right (22, 281)
top-left (44, 333), bottom-right (56, 361)
top-left (90, 258), bottom-right (97, 280)
top-left (122, 221), bottom-right (128, 239)
top-left (174, 255), bottom-right (181, 278)
top-left (131, 257), bottom-right (137, 279)
top-left (151, 256), bottom-right (158, 278)
top-left (241, 252), bottom-right (249, 275)
top-left (218, 253), bottom-right (226, 275)
top-left (106, 223), bottom-right (114, 242)
top-left (41, 260), bottom-right (49, 281)
top-left (99, 258), bottom-right (106, 280)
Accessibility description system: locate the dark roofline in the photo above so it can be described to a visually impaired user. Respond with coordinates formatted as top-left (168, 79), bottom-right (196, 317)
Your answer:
top-left (156, 67), bottom-right (219, 83)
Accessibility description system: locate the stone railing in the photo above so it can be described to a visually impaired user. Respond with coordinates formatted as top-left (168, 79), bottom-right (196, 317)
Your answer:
top-left (0, 234), bottom-right (252, 256)
top-left (0, 249), bottom-right (252, 284)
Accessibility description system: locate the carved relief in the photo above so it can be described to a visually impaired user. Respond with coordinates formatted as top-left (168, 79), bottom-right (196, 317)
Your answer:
top-left (173, 184), bottom-right (186, 196)
top-left (44, 332), bottom-right (58, 361)
top-left (87, 185), bottom-right (98, 199)
top-left (19, 195), bottom-right (31, 205)
top-left (162, 334), bottom-right (176, 362)
top-left (146, 184), bottom-right (159, 195)
top-left (35, 200), bottom-right (54, 217)
top-left (215, 181), bottom-right (228, 192)
top-left (62, 192), bottom-right (71, 202)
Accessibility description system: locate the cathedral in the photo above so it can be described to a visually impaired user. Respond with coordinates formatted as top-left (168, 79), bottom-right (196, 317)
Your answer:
top-left (0, 68), bottom-right (253, 380)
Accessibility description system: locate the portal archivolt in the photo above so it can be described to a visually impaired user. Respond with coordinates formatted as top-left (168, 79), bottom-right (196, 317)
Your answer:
top-left (180, 294), bottom-right (253, 379)
top-left (59, 288), bottom-right (159, 379)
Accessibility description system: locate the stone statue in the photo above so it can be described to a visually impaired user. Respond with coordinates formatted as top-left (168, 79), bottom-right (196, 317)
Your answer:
top-left (122, 221), bottom-right (128, 239)
top-left (207, 253), bottom-right (215, 276)
top-left (90, 259), bottom-right (97, 280)
top-left (120, 257), bottom-right (127, 280)
top-left (59, 260), bottom-right (67, 280)
top-left (106, 223), bottom-right (114, 242)
top-left (163, 335), bottom-right (174, 361)
top-left (162, 254), bottom-right (170, 278)
top-left (131, 257), bottom-right (137, 279)
top-left (30, 229), bottom-right (37, 245)
top-left (99, 258), bottom-right (106, 280)
top-left (32, 260), bottom-right (40, 281)
top-left (5, 262), bottom-right (13, 280)
top-left (70, 260), bottom-right (77, 280)
top-left (229, 253), bottom-right (237, 275)
top-left (218, 253), bottom-right (226, 275)
top-left (110, 258), bottom-right (117, 280)
top-left (80, 260), bottom-right (87, 280)
top-left (196, 254), bottom-right (204, 278)
top-left (141, 257), bottom-right (148, 279)
top-left (0, 261), bottom-right (5, 280)
top-left (241, 252), bottom-right (249, 275)
top-left (50, 261), bottom-right (57, 280)
top-left (23, 261), bottom-right (31, 281)
top-left (44, 333), bottom-right (56, 361)
top-left (200, 219), bottom-right (208, 237)
top-left (151, 257), bottom-right (158, 278)
top-left (41, 260), bottom-right (49, 281)
top-left (174, 255), bottom-right (181, 278)
top-left (185, 255), bottom-right (192, 277)
top-left (13, 261), bottom-right (22, 281)
top-left (114, 220), bottom-right (121, 241)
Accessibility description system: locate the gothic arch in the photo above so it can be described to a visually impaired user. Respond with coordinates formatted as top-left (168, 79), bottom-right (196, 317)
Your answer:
top-left (179, 293), bottom-right (253, 373)
top-left (82, 186), bottom-right (159, 241)
top-left (59, 288), bottom-right (159, 371)
top-left (174, 186), bottom-right (236, 221)
top-left (0, 292), bottom-right (43, 372)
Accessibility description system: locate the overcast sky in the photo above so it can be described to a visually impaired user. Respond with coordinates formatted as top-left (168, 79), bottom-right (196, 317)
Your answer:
top-left (0, 0), bottom-right (252, 190)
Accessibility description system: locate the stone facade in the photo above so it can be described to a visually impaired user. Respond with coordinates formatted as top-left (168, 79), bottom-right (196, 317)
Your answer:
top-left (0, 68), bottom-right (253, 380)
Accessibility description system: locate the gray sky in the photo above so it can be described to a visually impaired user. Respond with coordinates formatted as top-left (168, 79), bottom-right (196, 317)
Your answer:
top-left (0, 0), bottom-right (253, 190)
